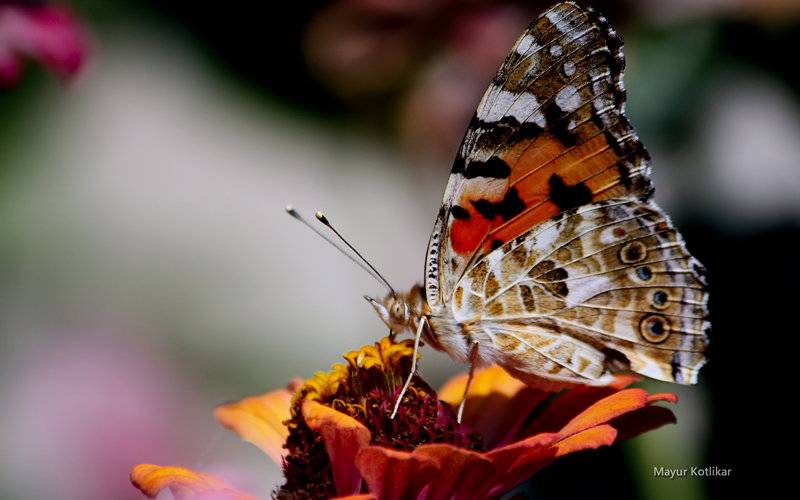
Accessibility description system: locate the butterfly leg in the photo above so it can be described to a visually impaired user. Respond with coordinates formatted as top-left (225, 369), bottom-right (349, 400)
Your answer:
top-left (390, 317), bottom-right (426, 419)
top-left (457, 341), bottom-right (480, 424)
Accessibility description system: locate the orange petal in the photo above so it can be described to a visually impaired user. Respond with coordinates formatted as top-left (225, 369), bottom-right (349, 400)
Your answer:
top-left (130, 464), bottom-right (258, 500)
top-left (214, 379), bottom-right (301, 465)
top-left (521, 380), bottom-right (634, 437)
top-left (553, 424), bottom-right (618, 456)
top-left (483, 432), bottom-right (560, 498)
top-left (414, 444), bottom-right (496, 499)
top-left (439, 366), bottom-right (550, 447)
top-left (610, 404), bottom-right (677, 441)
top-left (559, 388), bottom-right (676, 438)
top-left (648, 392), bottom-right (679, 404)
top-left (302, 400), bottom-right (371, 496)
top-left (356, 446), bottom-right (438, 500)
top-left (609, 373), bottom-right (640, 389)
top-left (481, 425), bottom-right (618, 497)
top-left (354, 444), bottom-right (498, 500)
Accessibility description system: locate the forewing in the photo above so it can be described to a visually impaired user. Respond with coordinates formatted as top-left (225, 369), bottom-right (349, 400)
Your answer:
top-left (426, 2), bottom-right (653, 306)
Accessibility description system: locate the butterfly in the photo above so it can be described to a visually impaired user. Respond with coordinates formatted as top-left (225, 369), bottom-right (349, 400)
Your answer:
top-left (361, 1), bottom-right (709, 417)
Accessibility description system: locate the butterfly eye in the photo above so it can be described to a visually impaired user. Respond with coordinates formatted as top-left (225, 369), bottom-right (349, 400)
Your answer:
top-left (639, 314), bottom-right (671, 343)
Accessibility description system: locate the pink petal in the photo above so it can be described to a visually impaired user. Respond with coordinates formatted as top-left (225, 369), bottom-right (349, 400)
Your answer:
top-left (0, 5), bottom-right (88, 86)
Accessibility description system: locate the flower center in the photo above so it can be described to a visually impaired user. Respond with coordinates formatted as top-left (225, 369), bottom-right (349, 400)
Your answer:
top-left (275, 336), bottom-right (483, 499)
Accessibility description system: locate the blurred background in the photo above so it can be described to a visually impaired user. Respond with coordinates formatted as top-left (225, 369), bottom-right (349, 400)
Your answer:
top-left (1, 0), bottom-right (796, 498)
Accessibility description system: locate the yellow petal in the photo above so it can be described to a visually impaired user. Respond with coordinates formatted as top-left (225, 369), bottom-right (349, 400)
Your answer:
top-left (214, 379), bottom-right (301, 465)
top-left (439, 366), bottom-right (525, 406)
top-left (439, 366), bottom-right (550, 447)
top-left (130, 464), bottom-right (258, 499)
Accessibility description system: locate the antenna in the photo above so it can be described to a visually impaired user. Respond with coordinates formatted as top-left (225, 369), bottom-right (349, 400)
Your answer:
top-left (285, 205), bottom-right (396, 296)
top-left (314, 211), bottom-right (396, 297)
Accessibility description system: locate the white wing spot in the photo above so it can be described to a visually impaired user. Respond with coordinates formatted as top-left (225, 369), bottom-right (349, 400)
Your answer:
top-left (563, 60), bottom-right (576, 76)
top-left (555, 85), bottom-right (581, 113)
top-left (516, 34), bottom-right (536, 55)
top-left (546, 11), bottom-right (569, 32)
top-left (550, 44), bottom-right (562, 57)
top-left (478, 87), bottom-right (514, 122)
top-left (479, 89), bottom-right (548, 127)
top-left (511, 92), bottom-right (548, 127)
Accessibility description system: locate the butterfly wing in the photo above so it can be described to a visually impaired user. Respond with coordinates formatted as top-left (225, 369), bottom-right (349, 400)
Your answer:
top-left (451, 198), bottom-right (709, 384)
top-left (427, 2), bottom-right (709, 385)
top-left (426, 2), bottom-right (652, 306)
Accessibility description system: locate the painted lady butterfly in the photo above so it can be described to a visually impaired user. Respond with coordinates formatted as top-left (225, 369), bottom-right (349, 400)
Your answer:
top-left (365, 1), bottom-right (709, 411)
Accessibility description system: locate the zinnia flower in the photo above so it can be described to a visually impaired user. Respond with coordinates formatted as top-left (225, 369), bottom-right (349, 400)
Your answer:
top-left (131, 336), bottom-right (678, 499)
top-left (0, 1), bottom-right (88, 87)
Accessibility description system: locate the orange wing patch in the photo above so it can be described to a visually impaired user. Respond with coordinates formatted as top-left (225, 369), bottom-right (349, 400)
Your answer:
top-left (487, 131), bottom-right (633, 253)
top-left (450, 128), bottom-right (638, 263)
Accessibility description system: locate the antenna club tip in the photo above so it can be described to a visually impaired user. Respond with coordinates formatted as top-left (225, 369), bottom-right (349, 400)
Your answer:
top-left (285, 204), bottom-right (295, 213)
top-left (315, 211), bottom-right (330, 225)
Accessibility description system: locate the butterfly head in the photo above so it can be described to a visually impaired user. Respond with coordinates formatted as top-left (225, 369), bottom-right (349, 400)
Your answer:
top-left (365, 285), bottom-right (427, 333)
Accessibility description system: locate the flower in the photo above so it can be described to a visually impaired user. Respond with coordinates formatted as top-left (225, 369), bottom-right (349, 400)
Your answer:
top-left (131, 336), bottom-right (678, 499)
top-left (1, 331), bottom-right (204, 500)
top-left (0, 1), bottom-right (88, 88)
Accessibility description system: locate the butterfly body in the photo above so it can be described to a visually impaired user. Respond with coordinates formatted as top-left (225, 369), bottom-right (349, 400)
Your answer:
top-left (371, 2), bottom-right (709, 388)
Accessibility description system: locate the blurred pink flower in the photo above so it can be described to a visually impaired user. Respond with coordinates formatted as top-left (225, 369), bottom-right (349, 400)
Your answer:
top-left (0, 2), bottom-right (88, 87)
top-left (0, 332), bottom-right (203, 499)
top-left (304, 1), bottom-right (628, 162)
